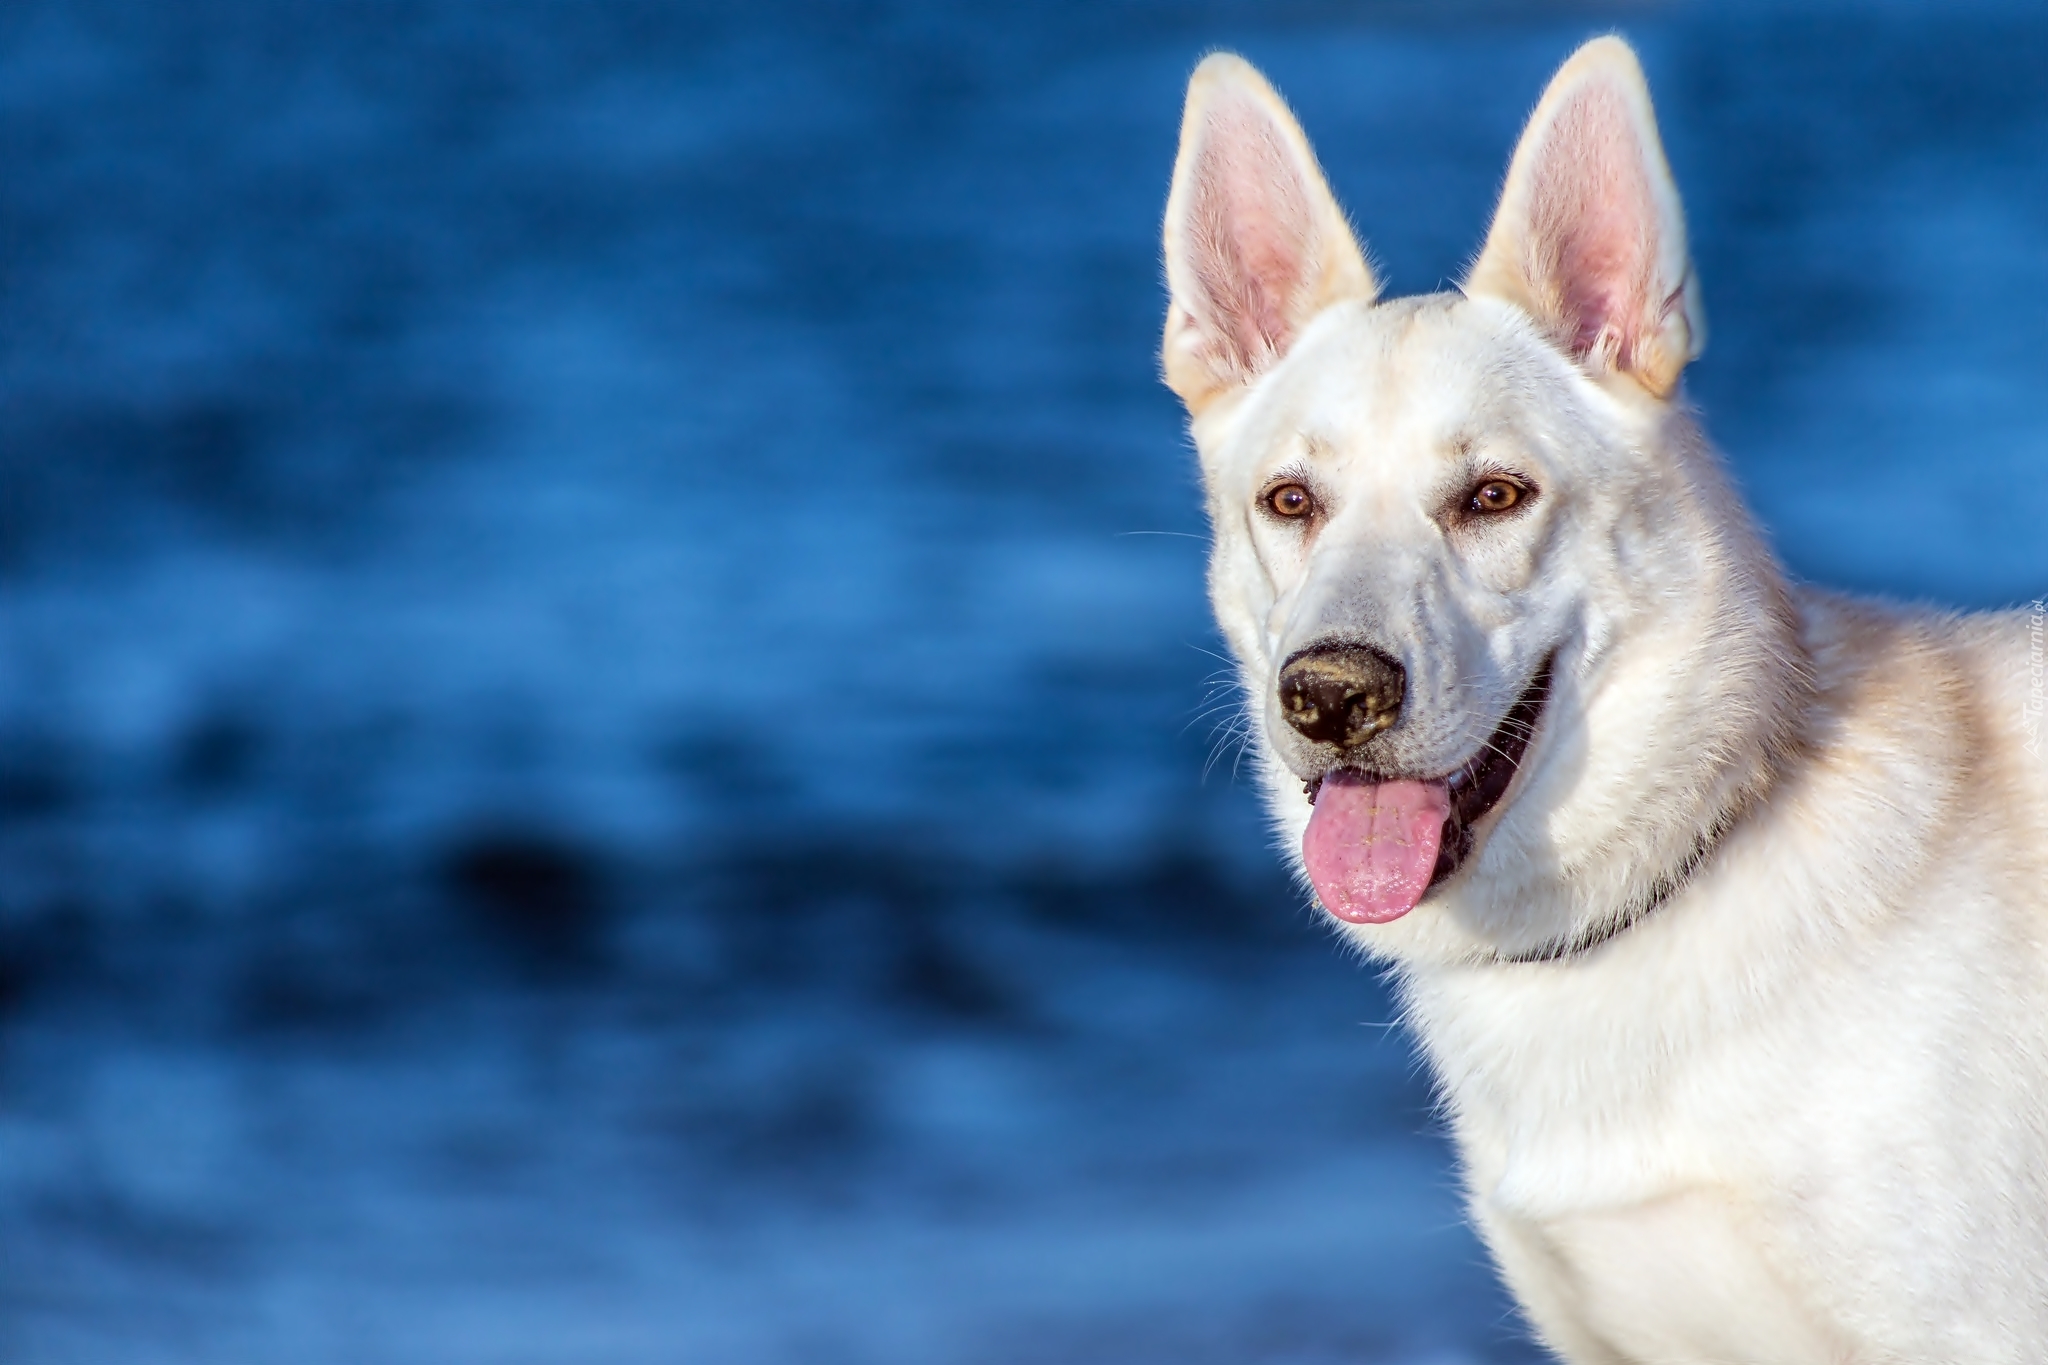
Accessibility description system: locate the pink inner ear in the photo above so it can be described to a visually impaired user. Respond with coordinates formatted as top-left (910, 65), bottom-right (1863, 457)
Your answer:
top-left (1526, 82), bottom-right (1657, 368)
top-left (1186, 95), bottom-right (1315, 374)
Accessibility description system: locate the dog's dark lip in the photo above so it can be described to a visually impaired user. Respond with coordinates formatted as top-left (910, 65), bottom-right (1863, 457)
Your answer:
top-left (1304, 657), bottom-right (1555, 890)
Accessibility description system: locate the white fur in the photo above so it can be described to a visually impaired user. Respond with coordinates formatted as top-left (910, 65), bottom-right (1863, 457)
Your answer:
top-left (1162, 38), bottom-right (2048, 1362)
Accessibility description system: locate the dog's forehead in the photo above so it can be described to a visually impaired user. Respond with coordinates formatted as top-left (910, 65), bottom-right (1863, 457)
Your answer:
top-left (1236, 293), bottom-right (1542, 467)
top-left (1302, 295), bottom-right (1518, 433)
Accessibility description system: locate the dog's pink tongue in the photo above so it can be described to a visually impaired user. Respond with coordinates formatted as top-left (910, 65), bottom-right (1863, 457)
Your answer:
top-left (1303, 774), bottom-right (1450, 924)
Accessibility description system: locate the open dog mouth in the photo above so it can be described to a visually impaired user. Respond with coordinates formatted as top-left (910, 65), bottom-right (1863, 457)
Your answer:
top-left (1301, 659), bottom-right (1553, 924)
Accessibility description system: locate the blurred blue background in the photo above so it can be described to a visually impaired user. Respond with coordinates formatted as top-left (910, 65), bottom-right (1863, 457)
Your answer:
top-left (3, 2), bottom-right (2045, 1361)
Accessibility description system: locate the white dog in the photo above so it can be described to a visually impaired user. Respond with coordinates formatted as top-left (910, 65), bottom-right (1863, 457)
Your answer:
top-left (1160, 36), bottom-right (2048, 1362)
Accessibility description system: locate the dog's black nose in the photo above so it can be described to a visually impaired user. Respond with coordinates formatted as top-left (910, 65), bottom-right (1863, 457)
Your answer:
top-left (1278, 643), bottom-right (1406, 748)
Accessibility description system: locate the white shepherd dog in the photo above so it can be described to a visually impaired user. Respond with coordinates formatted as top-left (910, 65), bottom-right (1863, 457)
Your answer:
top-left (1159, 35), bottom-right (2048, 1362)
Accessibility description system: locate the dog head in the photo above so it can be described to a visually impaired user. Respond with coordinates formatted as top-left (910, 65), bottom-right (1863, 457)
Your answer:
top-left (1163, 39), bottom-right (1803, 963)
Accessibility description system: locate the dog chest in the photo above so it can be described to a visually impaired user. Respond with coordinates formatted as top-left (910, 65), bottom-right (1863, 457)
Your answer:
top-left (1413, 966), bottom-right (1859, 1361)
top-left (1484, 1186), bottom-right (1843, 1364)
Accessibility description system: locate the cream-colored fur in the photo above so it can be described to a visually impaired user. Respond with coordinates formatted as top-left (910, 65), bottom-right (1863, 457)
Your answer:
top-left (1161, 38), bottom-right (2048, 1362)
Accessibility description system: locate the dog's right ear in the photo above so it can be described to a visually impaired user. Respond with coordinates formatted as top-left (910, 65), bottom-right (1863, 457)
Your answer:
top-left (1162, 54), bottom-right (1377, 416)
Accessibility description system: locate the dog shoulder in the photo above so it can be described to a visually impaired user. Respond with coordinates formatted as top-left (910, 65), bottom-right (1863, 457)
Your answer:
top-left (1786, 585), bottom-right (2048, 959)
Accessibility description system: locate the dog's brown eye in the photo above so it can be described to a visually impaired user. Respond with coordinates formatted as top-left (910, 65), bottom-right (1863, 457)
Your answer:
top-left (1267, 483), bottom-right (1314, 518)
top-left (1469, 478), bottom-right (1525, 515)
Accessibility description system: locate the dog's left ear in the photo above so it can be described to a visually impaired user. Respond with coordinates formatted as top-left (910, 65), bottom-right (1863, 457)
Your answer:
top-left (1162, 54), bottom-right (1378, 416)
top-left (1465, 37), bottom-right (1704, 398)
